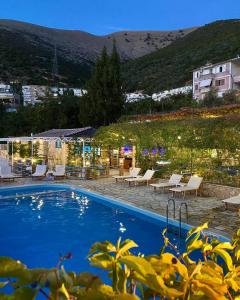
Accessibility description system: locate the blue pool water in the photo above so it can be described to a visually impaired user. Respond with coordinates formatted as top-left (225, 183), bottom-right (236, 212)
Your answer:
top-left (0, 184), bottom-right (225, 295)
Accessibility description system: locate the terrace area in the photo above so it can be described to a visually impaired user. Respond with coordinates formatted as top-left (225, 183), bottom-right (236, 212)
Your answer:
top-left (1, 176), bottom-right (239, 238)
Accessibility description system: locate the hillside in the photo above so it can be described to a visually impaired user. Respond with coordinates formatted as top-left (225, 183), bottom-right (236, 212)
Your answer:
top-left (122, 20), bottom-right (240, 93)
top-left (0, 19), bottom-right (195, 86)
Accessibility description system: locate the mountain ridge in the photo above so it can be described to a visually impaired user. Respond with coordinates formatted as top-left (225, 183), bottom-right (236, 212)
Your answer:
top-left (122, 19), bottom-right (240, 92)
top-left (0, 19), bottom-right (196, 85)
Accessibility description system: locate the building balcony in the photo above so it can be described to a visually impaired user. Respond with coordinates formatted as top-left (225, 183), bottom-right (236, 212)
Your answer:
top-left (233, 76), bottom-right (240, 83)
top-left (196, 71), bottom-right (230, 81)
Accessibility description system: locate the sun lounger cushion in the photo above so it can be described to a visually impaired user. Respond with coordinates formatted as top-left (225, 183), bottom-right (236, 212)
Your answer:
top-left (222, 194), bottom-right (240, 204)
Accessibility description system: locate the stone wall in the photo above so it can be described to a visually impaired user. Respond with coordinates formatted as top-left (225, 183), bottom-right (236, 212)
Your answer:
top-left (202, 182), bottom-right (240, 199)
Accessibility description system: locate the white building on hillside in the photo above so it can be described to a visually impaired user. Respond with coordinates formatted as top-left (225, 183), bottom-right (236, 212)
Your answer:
top-left (126, 92), bottom-right (151, 103)
top-left (50, 87), bottom-right (87, 97)
top-left (22, 85), bottom-right (47, 106)
top-left (23, 86), bottom-right (87, 106)
top-left (152, 86), bottom-right (192, 101)
top-left (193, 57), bottom-right (240, 100)
top-left (0, 83), bottom-right (14, 103)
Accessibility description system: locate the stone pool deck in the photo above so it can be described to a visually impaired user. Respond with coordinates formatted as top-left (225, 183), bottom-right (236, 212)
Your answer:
top-left (1, 177), bottom-right (239, 238)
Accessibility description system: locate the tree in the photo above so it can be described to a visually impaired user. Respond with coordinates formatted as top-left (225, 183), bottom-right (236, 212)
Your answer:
top-left (107, 42), bottom-right (125, 123)
top-left (80, 43), bottom-right (125, 127)
top-left (200, 88), bottom-right (223, 107)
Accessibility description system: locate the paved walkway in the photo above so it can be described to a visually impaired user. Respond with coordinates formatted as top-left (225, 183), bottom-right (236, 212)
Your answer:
top-left (1, 177), bottom-right (239, 238)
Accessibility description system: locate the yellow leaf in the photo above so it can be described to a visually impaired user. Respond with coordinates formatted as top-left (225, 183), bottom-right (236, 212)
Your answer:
top-left (89, 253), bottom-right (113, 270)
top-left (156, 275), bottom-right (184, 298)
top-left (236, 248), bottom-right (240, 261)
top-left (187, 240), bottom-right (203, 253)
top-left (202, 244), bottom-right (213, 252)
top-left (159, 253), bottom-right (188, 278)
top-left (117, 240), bottom-right (138, 258)
top-left (58, 283), bottom-right (70, 299)
top-left (225, 278), bottom-right (240, 292)
top-left (214, 242), bottom-right (234, 251)
top-left (214, 249), bottom-right (233, 271)
top-left (192, 280), bottom-right (228, 300)
top-left (186, 223), bottom-right (208, 240)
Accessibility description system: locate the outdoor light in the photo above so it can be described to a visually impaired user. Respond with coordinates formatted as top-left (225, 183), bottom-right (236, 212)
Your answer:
top-left (16, 139), bottom-right (20, 143)
top-left (177, 136), bottom-right (182, 140)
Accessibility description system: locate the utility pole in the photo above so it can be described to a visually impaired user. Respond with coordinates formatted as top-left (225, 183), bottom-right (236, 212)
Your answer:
top-left (52, 44), bottom-right (59, 87)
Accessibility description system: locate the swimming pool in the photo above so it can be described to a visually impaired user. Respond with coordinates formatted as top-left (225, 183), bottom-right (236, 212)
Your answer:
top-left (0, 184), bottom-right (225, 275)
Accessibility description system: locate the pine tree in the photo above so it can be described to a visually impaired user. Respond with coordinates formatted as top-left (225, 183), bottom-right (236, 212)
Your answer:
top-left (80, 43), bottom-right (125, 127)
top-left (107, 41), bottom-right (125, 124)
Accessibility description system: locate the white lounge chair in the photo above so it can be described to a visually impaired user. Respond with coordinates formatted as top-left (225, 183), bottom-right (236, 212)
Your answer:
top-left (222, 194), bottom-right (240, 209)
top-left (32, 165), bottom-right (47, 179)
top-left (52, 165), bottom-right (66, 178)
top-left (0, 165), bottom-right (15, 181)
top-left (169, 176), bottom-right (203, 198)
top-left (112, 167), bottom-right (141, 182)
top-left (125, 170), bottom-right (155, 186)
top-left (150, 174), bottom-right (183, 192)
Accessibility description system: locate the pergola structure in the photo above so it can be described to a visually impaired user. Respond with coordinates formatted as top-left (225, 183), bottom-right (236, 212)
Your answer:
top-left (0, 127), bottom-right (97, 173)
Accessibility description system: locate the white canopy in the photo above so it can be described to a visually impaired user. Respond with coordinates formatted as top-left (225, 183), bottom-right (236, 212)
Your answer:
top-left (199, 79), bottom-right (212, 88)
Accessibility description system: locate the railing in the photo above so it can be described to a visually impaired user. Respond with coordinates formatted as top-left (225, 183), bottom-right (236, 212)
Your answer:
top-left (166, 198), bottom-right (176, 233)
top-left (179, 203), bottom-right (188, 238)
top-left (166, 199), bottom-right (189, 239)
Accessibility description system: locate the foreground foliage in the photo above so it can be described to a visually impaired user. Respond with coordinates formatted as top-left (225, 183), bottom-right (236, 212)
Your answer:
top-left (0, 224), bottom-right (240, 299)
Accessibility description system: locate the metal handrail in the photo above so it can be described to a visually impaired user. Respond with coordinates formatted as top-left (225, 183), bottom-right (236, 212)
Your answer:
top-left (166, 198), bottom-right (176, 232)
top-left (179, 202), bottom-right (188, 238)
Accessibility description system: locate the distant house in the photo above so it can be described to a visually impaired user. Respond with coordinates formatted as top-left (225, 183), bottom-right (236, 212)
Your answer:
top-left (193, 57), bottom-right (240, 100)
top-left (22, 85), bottom-right (47, 106)
top-left (0, 83), bottom-right (14, 104)
top-left (22, 86), bottom-right (87, 106)
top-left (126, 92), bottom-right (151, 103)
top-left (152, 85), bottom-right (192, 101)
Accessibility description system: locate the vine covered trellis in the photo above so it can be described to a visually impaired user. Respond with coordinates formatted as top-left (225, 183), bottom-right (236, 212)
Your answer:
top-left (95, 116), bottom-right (240, 187)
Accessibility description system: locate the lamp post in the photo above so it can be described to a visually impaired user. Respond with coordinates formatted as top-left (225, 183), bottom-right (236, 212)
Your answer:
top-left (31, 133), bottom-right (34, 175)
top-left (11, 140), bottom-right (13, 172)
top-left (82, 139), bottom-right (85, 168)
top-left (106, 157), bottom-right (110, 176)
top-left (119, 158), bottom-right (124, 176)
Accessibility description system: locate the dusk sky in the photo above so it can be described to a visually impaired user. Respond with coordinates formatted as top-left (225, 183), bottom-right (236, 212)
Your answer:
top-left (1, 0), bottom-right (240, 35)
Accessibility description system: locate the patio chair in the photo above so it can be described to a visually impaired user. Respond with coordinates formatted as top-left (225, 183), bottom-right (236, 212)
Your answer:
top-left (222, 194), bottom-right (240, 209)
top-left (150, 174), bottom-right (183, 192)
top-left (0, 165), bottom-right (15, 181)
top-left (52, 165), bottom-right (66, 179)
top-left (112, 167), bottom-right (141, 182)
top-left (125, 169), bottom-right (155, 186)
top-left (169, 175), bottom-right (203, 199)
top-left (32, 165), bottom-right (47, 179)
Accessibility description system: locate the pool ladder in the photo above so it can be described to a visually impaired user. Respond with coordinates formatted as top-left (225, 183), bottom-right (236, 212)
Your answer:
top-left (166, 198), bottom-right (188, 238)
